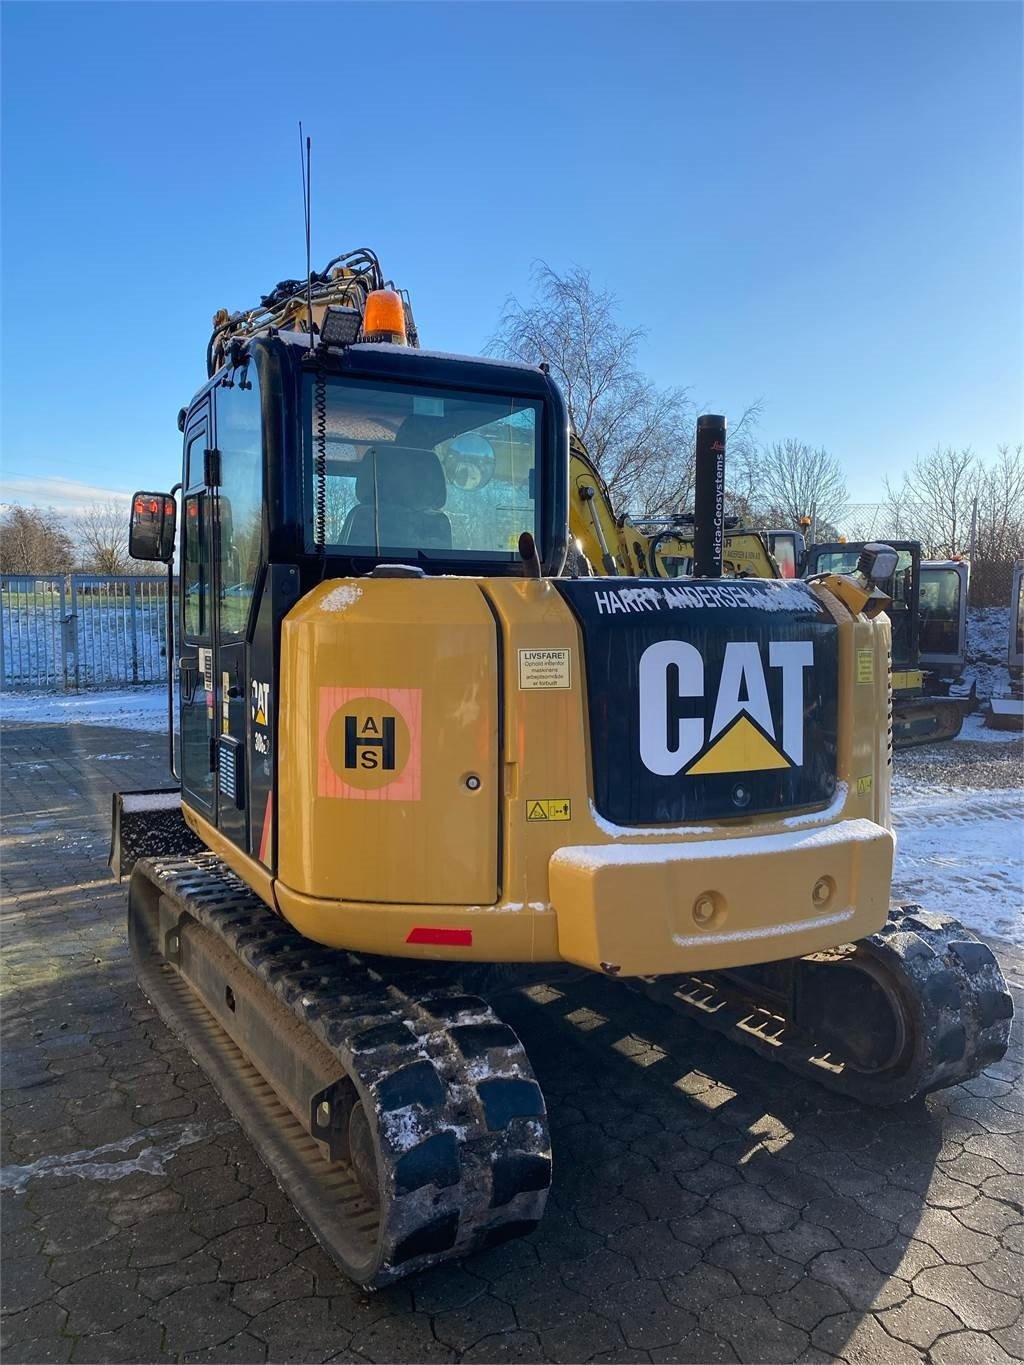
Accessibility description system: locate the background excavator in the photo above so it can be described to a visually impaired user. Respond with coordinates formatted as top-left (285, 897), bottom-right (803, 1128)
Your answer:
top-left (112, 248), bottom-right (1012, 1288)
top-left (568, 435), bottom-right (778, 580)
top-left (575, 475), bottom-right (973, 749)
top-left (804, 542), bottom-right (974, 746)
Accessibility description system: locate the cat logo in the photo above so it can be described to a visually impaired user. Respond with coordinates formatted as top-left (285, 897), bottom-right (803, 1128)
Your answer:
top-left (318, 687), bottom-right (422, 801)
top-left (250, 679), bottom-right (270, 728)
top-left (638, 640), bottom-right (813, 776)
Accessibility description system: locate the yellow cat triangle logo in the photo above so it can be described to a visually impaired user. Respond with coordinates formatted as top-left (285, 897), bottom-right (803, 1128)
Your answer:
top-left (685, 714), bottom-right (791, 776)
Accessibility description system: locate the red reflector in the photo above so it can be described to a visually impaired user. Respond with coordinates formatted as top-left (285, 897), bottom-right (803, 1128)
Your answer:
top-left (406, 927), bottom-right (473, 947)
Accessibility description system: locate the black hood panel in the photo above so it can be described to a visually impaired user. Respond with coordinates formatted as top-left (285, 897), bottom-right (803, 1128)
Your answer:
top-left (557, 578), bottom-right (839, 826)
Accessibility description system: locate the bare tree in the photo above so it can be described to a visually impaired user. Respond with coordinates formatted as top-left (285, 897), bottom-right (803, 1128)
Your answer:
top-left (970, 444), bottom-right (1024, 604)
top-left (489, 263), bottom-right (762, 518)
top-left (882, 445), bottom-right (978, 558)
top-left (744, 440), bottom-right (848, 533)
top-left (78, 501), bottom-right (131, 573)
top-left (878, 444), bottom-right (1023, 604)
top-left (0, 505), bottom-right (75, 574)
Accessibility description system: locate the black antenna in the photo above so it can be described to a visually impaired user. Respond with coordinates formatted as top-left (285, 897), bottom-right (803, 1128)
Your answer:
top-left (299, 122), bottom-right (313, 349)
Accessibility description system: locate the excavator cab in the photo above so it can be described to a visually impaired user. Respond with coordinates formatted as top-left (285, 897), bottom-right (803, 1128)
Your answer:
top-left (805, 540), bottom-right (920, 681)
top-left (128, 334), bottom-right (569, 867)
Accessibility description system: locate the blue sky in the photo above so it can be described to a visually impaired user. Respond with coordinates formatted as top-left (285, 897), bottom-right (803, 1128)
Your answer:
top-left (2, 1), bottom-right (1021, 512)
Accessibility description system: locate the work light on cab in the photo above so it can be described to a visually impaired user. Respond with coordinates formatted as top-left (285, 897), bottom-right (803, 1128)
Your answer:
top-left (361, 288), bottom-right (407, 344)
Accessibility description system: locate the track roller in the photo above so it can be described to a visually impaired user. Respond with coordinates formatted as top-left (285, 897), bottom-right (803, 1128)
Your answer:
top-left (128, 854), bottom-right (551, 1286)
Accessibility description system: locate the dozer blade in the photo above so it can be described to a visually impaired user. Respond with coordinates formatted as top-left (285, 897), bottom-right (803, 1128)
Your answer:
top-left (986, 696), bottom-right (1024, 731)
top-left (109, 789), bottom-right (204, 881)
top-left (638, 905), bottom-right (1012, 1106)
top-left (128, 854), bottom-right (551, 1287)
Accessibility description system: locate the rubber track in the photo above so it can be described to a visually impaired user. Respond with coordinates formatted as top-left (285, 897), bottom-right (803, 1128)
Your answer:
top-left (638, 904), bottom-right (1013, 1105)
top-left (130, 854), bottom-right (551, 1286)
top-left (892, 698), bottom-right (966, 749)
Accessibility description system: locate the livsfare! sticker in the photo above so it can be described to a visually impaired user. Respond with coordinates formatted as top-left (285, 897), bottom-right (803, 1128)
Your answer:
top-left (518, 648), bottom-right (571, 690)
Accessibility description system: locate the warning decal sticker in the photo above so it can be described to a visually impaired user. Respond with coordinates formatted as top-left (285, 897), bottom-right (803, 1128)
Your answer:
top-left (856, 649), bottom-right (874, 684)
top-left (318, 687), bottom-right (422, 801)
top-left (518, 648), bottom-right (571, 690)
top-left (526, 798), bottom-right (572, 822)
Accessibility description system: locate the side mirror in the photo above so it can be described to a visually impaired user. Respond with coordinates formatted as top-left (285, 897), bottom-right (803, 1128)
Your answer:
top-left (130, 491), bottom-right (177, 563)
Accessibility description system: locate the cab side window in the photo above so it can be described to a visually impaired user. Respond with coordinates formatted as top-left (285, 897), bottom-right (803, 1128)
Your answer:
top-left (182, 426), bottom-right (209, 641)
top-left (216, 372), bottom-right (263, 638)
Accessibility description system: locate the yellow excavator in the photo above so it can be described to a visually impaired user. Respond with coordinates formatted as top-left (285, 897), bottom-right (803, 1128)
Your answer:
top-left (113, 248), bottom-right (1011, 1288)
top-left (568, 433), bottom-right (778, 580)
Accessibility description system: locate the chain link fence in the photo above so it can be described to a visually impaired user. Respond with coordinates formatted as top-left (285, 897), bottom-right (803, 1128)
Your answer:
top-left (1, 574), bottom-right (176, 692)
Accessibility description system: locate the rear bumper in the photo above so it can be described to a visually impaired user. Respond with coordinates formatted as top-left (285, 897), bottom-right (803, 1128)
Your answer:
top-left (548, 818), bottom-right (894, 976)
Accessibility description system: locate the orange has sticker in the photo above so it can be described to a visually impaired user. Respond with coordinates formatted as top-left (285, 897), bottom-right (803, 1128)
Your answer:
top-left (318, 687), bottom-right (422, 801)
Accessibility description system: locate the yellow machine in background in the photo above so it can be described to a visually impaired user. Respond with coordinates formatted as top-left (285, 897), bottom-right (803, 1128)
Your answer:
top-left (114, 247), bottom-right (1012, 1290)
top-left (568, 434), bottom-right (778, 580)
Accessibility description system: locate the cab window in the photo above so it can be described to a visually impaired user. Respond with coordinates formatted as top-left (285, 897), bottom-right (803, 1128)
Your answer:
top-left (182, 493), bottom-right (208, 640)
top-left (306, 375), bottom-right (539, 560)
top-left (215, 373), bottom-right (263, 637)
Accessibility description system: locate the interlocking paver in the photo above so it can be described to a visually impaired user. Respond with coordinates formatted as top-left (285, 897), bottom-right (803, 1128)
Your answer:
top-left (809, 1248), bottom-right (911, 1311)
top-left (706, 1234), bottom-right (803, 1296)
top-left (912, 1263), bottom-right (1020, 1330)
top-left (875, 1294), bottom-right (964, 1349)
top-left (701, 1294), bottom-right (810, 1362)
top-left (54, 1269), bottom-right (151, 1335)
top-left (810, 1312), bottom-right (926, 1363)
top-left (930, 1331), bottom-right (1019, 1365)
top-left (2, 711), bottom-right (1021, 1364)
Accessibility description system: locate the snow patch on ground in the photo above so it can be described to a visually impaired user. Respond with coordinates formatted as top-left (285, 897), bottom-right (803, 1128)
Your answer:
top-left (956, 712), bottom-right (1024, 744)
top-left (0, 686), bottom-right (171, 733)
top-left (961, 605), bottom-right (1013, 701)
top-left (892, 787), bottom-right (1023, 945)
top-left (0, 1120), bottom-right (233, 1193)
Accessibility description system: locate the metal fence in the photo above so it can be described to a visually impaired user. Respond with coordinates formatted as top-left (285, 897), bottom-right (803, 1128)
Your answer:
top-left (0, 574), bottom-right (175, 692)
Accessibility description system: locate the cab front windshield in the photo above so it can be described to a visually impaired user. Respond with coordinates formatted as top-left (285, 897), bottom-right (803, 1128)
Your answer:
top-left (305, 375), bottom-right (539, 559)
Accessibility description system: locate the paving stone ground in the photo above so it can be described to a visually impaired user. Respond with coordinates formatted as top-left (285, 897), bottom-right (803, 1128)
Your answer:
top-left (2, 711), bottom-right (1022, 1365)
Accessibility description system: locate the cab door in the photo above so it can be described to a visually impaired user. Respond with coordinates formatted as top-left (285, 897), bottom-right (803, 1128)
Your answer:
top-left (919, 562), bottom-right (969, 674)
top-left (179, 404), bottom-right (217, 818)
top-left (210, 369), bottom-right (265, 853)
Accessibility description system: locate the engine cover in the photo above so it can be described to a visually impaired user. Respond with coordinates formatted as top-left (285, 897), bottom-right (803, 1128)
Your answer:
top-left (557, 578), bottom-right (838, 826)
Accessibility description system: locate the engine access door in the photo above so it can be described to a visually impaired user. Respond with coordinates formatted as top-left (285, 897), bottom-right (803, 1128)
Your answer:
top-left (277, 578), bottom-right (499, 906)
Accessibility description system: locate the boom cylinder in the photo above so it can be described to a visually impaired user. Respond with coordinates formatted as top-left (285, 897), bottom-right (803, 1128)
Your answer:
top-left (693, 414), bottom-right (727, 578)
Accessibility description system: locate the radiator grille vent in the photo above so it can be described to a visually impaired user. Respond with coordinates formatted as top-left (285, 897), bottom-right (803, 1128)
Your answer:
top-left (217, 735), bottom-right (245, 808)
